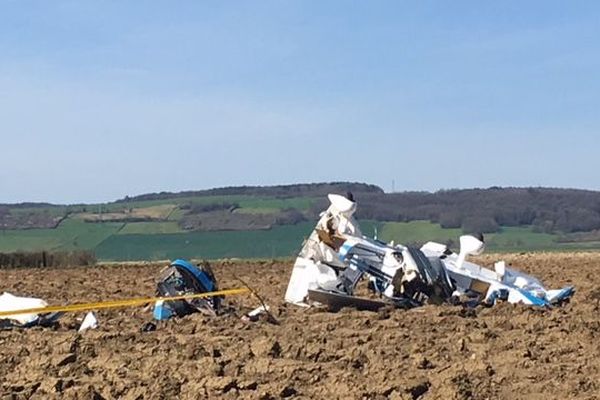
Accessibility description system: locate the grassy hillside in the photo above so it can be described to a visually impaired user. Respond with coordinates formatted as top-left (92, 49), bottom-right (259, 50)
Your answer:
top-left (95, 222), bottom-right (314, 260)
top-left (0, 219), bottom-right (122, 252)
top-left (0, 217), bottom-right (593, 261)
top-left (379, 221), bottom-right (463, 245)
top-left (117, 221), bottom-right (184, 235)
top-left (3, 183), bottom-right (600, 261)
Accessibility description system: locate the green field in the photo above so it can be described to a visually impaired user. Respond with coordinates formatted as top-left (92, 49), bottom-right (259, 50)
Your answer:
top-left (234, 207), bottom-right (282, 215)
top-left (484, 227), bottom-right (558, 251)
top-left (117, 221), bottom-right (184, 235)
top-left (0, 217), bottom-right (597, 260)
top-left (94, 221), bottom-right (594, 261)
top-left (378, 221), bottom-right (463, 245)
top-left (0, 218), bottom-right (123, 252)
top-left (95, 222), bottom-right (315, 260)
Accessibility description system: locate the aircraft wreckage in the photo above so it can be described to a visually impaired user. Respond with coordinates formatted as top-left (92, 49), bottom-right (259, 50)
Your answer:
top-left (285, 194), bottom-right (575, 310)
top-left (0, 193), bottom-right (576, 330)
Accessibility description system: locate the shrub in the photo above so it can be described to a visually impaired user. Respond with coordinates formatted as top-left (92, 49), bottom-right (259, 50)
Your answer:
top-left (0, 251), bottom-right (96, 269)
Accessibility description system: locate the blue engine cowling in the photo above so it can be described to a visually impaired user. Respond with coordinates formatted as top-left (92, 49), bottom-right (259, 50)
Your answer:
top-left (153, 259), bottom-right (221, 320)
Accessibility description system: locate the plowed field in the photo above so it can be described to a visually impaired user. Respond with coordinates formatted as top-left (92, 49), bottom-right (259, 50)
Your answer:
top-left (1, 253), bottom-right (599, 399)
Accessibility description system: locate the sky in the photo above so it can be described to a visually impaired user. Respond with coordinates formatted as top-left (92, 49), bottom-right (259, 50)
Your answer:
top-left (1, 1), bottom-right (599, 204)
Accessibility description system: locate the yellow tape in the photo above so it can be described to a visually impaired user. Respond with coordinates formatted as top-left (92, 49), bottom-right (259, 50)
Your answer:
top-left (0, 287), bottom-right (250, 318)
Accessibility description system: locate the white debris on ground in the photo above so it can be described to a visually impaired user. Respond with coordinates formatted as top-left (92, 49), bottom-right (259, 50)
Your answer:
top-left (78, 311), bottom-right (99, 332)
top-left (0, 292), bottom-right (48, 326)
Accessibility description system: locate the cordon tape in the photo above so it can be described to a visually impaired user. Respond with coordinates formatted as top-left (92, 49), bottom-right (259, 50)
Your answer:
top-left (0, 287), bottom-right (250, 318)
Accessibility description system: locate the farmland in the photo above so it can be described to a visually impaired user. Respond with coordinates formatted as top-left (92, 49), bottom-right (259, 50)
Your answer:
top-left (0, 219), bottom-right (123, 253)
top-left (1, 253), bottom-right (599, 399)
top-left (0, 217), bottom-right (595, 261)
top-left (2, 183), bottom-right (600, 260)
top-left (95, 222), bottom-right (313, 261)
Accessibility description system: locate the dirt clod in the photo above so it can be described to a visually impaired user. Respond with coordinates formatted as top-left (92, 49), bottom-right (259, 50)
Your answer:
top-left (55, 353), bottom-right (77, 367)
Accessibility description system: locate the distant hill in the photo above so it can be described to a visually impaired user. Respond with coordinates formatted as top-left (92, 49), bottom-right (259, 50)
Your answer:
top-left (3, 184), bottom-right (600, 234)
top-left (3, 183), bottom-right (600, 260)
top-left (113, 182), bottom-right (384, 203)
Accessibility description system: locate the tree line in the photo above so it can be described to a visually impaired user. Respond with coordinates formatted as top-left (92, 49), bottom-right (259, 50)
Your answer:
top-left (5, 184), bottom-right (600, 235)
top-left (115, 182), bottom-right (383, 202)
top-left (350, 187), bottom-right (600, 234)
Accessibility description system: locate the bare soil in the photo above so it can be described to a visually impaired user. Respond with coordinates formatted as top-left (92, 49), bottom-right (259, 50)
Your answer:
top-left (1, 253), bottom-right (599, 399)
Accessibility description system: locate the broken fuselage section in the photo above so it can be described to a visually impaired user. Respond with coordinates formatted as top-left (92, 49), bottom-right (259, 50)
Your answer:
top-left (421, 235), bottom-right (575, 306)
top-left (284, 194), bottom-right (454, 309)
top-left (153, 259), bottom-right (222, 320)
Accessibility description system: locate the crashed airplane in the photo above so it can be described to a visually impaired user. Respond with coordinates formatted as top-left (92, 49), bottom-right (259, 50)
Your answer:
top-left (285, 193), bottom-right (574, 310)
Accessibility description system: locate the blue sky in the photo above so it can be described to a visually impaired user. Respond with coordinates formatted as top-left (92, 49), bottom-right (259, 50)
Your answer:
top-left (1, 1), bottom-right (599, 203)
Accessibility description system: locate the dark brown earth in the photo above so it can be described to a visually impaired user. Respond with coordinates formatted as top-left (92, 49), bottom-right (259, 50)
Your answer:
top-left (1, 253), bottom-right (599, 399)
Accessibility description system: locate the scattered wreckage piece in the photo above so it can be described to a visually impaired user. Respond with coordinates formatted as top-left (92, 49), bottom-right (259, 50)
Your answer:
top-left (241, 305), bottom-right (271, 322)
top-left (0, 292), bottom-right (63, 328)
top-left (153, 259), bottom-right (277, 324)
top-left (285, 193), bottom-right (575, 311)
top-left (307, 289), bottom-right (388, 312)
top-left (78, 311), bottom-right (99, 332)
top-left (285, 194), bottom-right (455, 310)
top-left (421, 234), bottom-right (575, 307)
top-left (0, 294), bottom-right (98, 332)
top-left (153, 259), bottom-right (222, 320)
